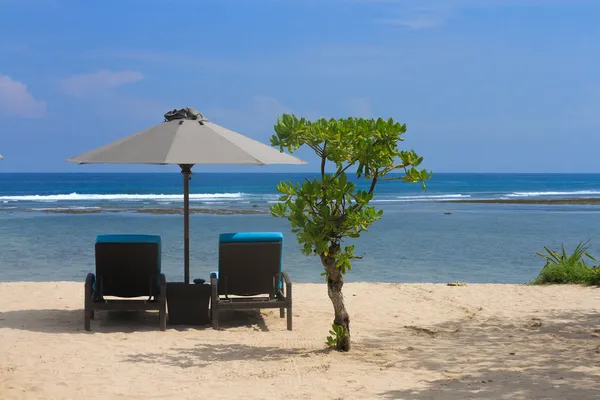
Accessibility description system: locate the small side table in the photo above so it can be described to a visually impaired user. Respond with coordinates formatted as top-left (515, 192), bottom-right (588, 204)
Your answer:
top-left (166, 282), bottom-right (211, 326)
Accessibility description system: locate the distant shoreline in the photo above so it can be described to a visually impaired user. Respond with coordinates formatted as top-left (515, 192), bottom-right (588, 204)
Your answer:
top-left (440, 197), bottom-right (600, 205)
top-left (9, 207), bottom-right (270, 216)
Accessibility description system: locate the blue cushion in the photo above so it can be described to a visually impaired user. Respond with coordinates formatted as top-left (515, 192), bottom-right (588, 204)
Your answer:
top-left (96, 234), bottom-right (161, 244)
top-left (219, 232), bottom-right (283, 243)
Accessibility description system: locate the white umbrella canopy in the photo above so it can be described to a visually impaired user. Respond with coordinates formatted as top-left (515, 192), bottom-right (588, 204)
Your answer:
top-left (67, 108), bottom-right (306, 283)
top-left (67, 109), bottom-right (304, 166)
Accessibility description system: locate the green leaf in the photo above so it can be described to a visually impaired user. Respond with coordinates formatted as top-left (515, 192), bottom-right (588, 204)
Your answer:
top-left (339, 172), bottom-right (347, 188)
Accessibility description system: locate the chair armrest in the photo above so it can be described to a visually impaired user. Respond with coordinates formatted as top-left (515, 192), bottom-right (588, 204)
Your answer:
top-left (278, 272), bottom-right (292, 299)
top-left (210, 272), bottom-right (218, 302)
top-left (85, 273), bottom-right (95, 290)
top-left (159, 273), bottom-right (167, 301)
top-left (85, 273), bottom-right (95, 310)
top-left (281, 271), bottom-right (292, 285)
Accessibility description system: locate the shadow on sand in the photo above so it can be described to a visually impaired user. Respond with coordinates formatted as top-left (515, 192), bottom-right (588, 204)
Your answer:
top-left (123, 343), bottom-right (328, 368)
top-left (370, 310), bottom-right (600, 399)
top-left (0, 308), bottom-right (270, 334)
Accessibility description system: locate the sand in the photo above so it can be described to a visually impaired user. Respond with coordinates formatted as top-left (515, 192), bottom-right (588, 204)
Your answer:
top-left (1, 282), bottom-right (600, 399)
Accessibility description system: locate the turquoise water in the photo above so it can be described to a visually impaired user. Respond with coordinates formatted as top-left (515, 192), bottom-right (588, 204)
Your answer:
top-left (1, 173), bottom-right (600, 283)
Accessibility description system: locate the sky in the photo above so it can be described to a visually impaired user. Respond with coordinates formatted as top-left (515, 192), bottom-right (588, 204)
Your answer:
top-left (0, 0), bottom-right (599, 173)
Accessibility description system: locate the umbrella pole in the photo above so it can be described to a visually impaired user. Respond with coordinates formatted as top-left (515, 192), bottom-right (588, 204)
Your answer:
top-left (180, 164), bottom-right (193, 284)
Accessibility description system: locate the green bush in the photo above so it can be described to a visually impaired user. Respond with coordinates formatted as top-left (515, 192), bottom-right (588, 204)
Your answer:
top-left (533, 240), bottom-right (600, 285)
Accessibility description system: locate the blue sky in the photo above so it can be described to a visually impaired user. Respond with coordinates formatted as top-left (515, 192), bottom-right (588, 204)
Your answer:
top-left (0, 0), bottom-right (598, 173)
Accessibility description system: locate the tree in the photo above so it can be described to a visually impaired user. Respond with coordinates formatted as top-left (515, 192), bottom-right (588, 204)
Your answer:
top-left (270, 114), bottom-right (431, 352)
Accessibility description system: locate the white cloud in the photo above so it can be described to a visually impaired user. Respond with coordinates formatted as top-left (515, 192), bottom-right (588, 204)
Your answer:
top-left (0, 74), bottom-right (46, 118)
top-left (59, 70), bottom-right (143, 98)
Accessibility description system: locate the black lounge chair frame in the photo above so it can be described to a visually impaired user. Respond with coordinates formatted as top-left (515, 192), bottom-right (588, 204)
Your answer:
top-left (84, 241), bottom-right (167, 331)
top-left (210, 241), bottom-right (292, 331)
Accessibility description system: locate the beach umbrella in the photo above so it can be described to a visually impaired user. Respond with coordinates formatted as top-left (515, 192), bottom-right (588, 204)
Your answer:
top-left (67, 107), bottom-right (306, 283)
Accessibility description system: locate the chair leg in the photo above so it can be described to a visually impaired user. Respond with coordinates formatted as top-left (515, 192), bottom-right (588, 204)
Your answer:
top-left (159, 307), bottom-right (166, 331)
top-left (280, 307), bottom-right (285, 318)
top-left (212, 306), bottom-right (219, 330)
top-left (84, 309), bottom-right (92, 331)
top-left (84, 273), bottom-right (95, 331)
top-left (158, 300), bottom-right (167, 331)
top-left (287, 305), bottom-right (292, 331)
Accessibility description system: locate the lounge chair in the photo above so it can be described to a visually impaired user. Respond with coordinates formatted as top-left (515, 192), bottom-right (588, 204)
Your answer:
top-left (84, 234), bottom-right (166, 331)
top-left (210, 232), bottom-right (292, 331)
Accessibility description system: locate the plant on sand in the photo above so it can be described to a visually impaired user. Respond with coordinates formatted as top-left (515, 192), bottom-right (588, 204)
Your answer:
top-left (270, 114), bottom-right (431, 351)
top-left (533, 239), bottom-right (600, 285)
top-left (326, 324), bottom-right (348, 348)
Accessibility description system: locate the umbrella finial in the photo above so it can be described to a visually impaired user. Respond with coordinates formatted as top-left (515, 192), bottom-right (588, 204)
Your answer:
top-left (164, 107), bottom-right (207, 122)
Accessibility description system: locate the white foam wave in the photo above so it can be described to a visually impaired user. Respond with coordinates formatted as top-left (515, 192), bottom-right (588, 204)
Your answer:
top-left (0, 192), bottom-right (247, 202)
top-left (268, 194), bottom-right (471, 204)
top-left (506, 190), bottom-right (600, 198)
top-left (371, 194), bottom-right (471, 202)
top-left (14, 190), bottom-right (596, 204)
top-left (35, 206), bottom-right (102, 211)
top-left (396, 194), bottom-right (470, 200)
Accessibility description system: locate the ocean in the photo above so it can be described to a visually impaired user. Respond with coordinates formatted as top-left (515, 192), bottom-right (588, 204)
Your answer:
top-left (1, 172), bottom-right (600, 284)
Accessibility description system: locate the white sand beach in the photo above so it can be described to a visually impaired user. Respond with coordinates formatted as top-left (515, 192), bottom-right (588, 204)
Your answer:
top-left (1, 282), bottom-right (600, 399)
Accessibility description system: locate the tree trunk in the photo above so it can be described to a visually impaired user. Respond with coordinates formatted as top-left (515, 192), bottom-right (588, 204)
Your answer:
top-left (321, 252), bottom-right (351, 352)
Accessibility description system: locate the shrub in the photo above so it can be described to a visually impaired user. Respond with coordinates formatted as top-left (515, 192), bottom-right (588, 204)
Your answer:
top-left (533, 240), bottom-right (600, 285)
